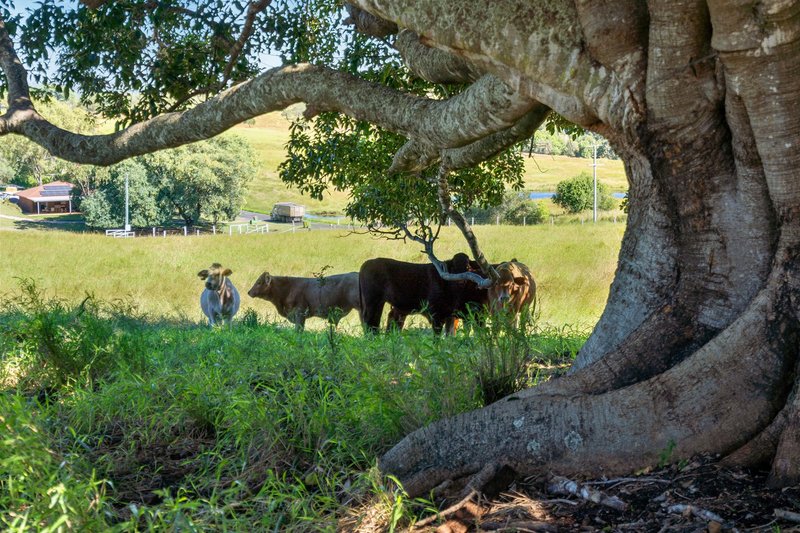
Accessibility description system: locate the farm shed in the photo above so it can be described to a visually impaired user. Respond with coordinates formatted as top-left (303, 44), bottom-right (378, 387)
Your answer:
top-left (16, 181), bottom-right (76, 214)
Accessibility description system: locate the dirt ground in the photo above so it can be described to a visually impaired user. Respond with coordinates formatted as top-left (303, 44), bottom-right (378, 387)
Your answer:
top-left (403, 455), bottom-right (800, 532)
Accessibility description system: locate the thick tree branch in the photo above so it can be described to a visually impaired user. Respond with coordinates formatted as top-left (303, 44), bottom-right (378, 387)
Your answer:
top-left (389, 103), bottom-right (550, 174)
top-left (350, 0), bottom-right (622, 128)
top-left (343, 4), bottom-right (397, 38)
top-left (0, 33), bottom-right (536, 166)
top-left (394, 29), bottom-right (482, 84)
top-left (574, 0), bottom-right (648, 75)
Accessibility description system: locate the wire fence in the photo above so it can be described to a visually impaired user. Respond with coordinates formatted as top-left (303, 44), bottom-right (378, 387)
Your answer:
top-left (103, 213), bottom-right (627, 238)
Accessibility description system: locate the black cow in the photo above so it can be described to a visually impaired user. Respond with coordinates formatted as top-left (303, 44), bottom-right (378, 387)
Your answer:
top-left (359, 253), bottom-right (489, 334)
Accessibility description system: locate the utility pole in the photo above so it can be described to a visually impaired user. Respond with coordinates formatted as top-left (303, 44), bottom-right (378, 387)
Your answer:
top-left (592, 142), bottom-right (598, 223)
top-left (124, 173), bottom-right (131, 231)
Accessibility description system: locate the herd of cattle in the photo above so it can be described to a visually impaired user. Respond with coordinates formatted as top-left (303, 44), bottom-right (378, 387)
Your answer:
top-left (198, 254), bottom-right (536, 333)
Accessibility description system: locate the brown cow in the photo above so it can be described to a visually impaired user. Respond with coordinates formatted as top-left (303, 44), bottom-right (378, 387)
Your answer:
top-left (488, 260), bottom-right (536, 320)
top-left (247, 272), bottom-right (360, 330)
top-left (359, 253), bottom-right (488, 335)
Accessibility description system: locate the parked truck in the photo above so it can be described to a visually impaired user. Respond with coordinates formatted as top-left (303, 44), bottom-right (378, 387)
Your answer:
top-left (271, 202), bottom-right (305, 223)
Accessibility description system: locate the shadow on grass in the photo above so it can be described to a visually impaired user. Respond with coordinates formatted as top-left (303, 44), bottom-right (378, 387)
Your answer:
top-left (11, 216), bottom-right (87, 232)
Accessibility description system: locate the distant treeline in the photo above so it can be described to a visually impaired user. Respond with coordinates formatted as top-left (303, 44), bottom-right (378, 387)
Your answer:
top-left (521, 129), bottom-right (618, 160)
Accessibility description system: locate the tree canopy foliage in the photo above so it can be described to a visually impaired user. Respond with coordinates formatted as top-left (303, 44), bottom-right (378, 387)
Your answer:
top-left (78, 134), bottom-right (255, 228)
top-left (2, 0), bottom-right (538, 243)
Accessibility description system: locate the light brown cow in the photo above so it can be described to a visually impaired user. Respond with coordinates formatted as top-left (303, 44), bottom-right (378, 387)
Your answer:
top-left (247, 272), bottom-right (360, 330)
top-left (488, 260), bottom-right (536, 320)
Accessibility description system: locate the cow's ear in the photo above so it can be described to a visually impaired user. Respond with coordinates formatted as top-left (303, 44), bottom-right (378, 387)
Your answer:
top-left (514, 276), bottom-right (527, 285)
top-left (263, 273), bottom-right (272, 285)
top-left (198, 270), bottom-right (209, 279)
top-left (222, 268), bottom-right (233, 276)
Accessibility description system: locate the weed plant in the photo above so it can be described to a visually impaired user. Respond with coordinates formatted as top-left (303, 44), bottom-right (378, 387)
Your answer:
top-left (0, 283), bottom-right (588, 531)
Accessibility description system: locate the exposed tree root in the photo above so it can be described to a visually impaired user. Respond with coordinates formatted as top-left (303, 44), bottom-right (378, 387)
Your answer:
top-left (769, 380), bottom-right (800, 487)
top-left (381, 275), bottom-right (796, 497)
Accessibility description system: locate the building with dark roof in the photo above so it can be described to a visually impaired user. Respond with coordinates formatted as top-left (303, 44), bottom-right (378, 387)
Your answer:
top-left (15, 181), bottom-right (76, 214)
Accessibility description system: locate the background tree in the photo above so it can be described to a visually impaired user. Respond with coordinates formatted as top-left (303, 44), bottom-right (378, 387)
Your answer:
top-left (78, 160), bottom-right (165, 229)
top-left (552, 172), bottom-right (616, 214)
top-left (2, 0), bottom-right (799, 498)
top-left (143, 135), bottom-right (255, 227)
top-left (78, 134), bottom-right (255, 228)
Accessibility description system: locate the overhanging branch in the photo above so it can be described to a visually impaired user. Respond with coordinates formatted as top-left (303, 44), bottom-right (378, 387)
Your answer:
top-left (389, 103), bottom-right (551, 174)
top-left (394, 29), bottom-right (482, 84)
top-left (1, 15), bottom-right (537, 167)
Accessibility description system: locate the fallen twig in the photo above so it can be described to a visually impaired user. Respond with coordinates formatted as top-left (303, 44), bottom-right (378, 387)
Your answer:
top-left (413, 489), bottom-right (477, 529)
top-left (666, 504), bottom-right (727, 525)
top-left (584, 477), bottom-right (672, 486)
top-left (546, 475), bottom-right (628, 511)
top-left (479, 520), bottom-right (558, 532)
top-left (775, 508), bottom-right (800, 524)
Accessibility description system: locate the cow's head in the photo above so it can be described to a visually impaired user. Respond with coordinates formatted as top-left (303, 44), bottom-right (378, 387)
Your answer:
top-left (198, 263), bottom-right (232, 291)
top-left (449, 252), bottom-right (470, 274)
top-left (247, 272), bottom-right (273, 298)
top-left (488, 262), bottom-right (528, 310)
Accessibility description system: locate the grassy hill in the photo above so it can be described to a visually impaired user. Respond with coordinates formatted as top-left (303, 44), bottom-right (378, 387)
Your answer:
top-left (0, 223), bottom-right (623, 328)
top-left (231, 112), bottom-right (628, 215)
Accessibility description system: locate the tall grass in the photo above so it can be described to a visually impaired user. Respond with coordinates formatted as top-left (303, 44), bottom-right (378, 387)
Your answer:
top-left (0, 223), bottom-right (623, 328)
top-left (0, 283), bottom-right (584, 531)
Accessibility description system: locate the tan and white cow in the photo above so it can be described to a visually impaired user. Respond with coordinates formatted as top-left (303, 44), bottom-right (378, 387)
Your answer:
top-left (198, 263), bottom-right (241, 327)
top-left (247, 271), bottom-right (360, 330)
top-left (488, 260), bottom-right (536, 320)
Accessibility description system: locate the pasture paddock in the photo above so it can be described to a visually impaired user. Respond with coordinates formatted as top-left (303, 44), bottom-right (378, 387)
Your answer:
top-left (0, 223), bottom-right (623, 329)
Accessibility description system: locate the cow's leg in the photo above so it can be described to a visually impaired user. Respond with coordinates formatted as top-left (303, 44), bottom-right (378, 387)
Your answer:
top-left (386, 307), bottom-right (406, 332)
top-left (361, 301), bottom-right (383, 334)
top-left (431, 315), bottom-right (445, 336)
top-left (444, 316), bottom-right (458, 336)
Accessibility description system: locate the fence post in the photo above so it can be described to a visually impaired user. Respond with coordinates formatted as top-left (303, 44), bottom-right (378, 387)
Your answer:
top-left (496, 215), bottom-right (500, 225)
top-left (152, 227), bottom-right (155, 237)
top-left (471, 216), bottom-right (475, 225)
top-left (183, 226), bottom-right (188, 236)
top-left (163, 230), bottom-right (167, 238)
top-left (196, 229), bottom-right (200, 236)
top-left (213, 225), bottom-right (216, 235)
top-left (523, 216), bottom-right (526, 226)
top-left (229, 226), bottom-right (232, 236)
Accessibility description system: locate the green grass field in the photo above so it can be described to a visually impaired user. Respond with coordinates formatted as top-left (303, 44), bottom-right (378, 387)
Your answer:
top-left (0, 223), bottom-right (623, 328)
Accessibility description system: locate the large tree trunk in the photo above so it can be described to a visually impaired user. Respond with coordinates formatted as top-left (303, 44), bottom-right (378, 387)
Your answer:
top-left (348, 0), bottom-right (800, 495)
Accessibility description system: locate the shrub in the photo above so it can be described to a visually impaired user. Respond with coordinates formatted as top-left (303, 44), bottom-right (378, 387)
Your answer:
top-left (552, 171), bottom-right (616, 213)
top-left (462, 192), bottom-right (549, 225)
top-left (504, 198), bottom-right (548, 225)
